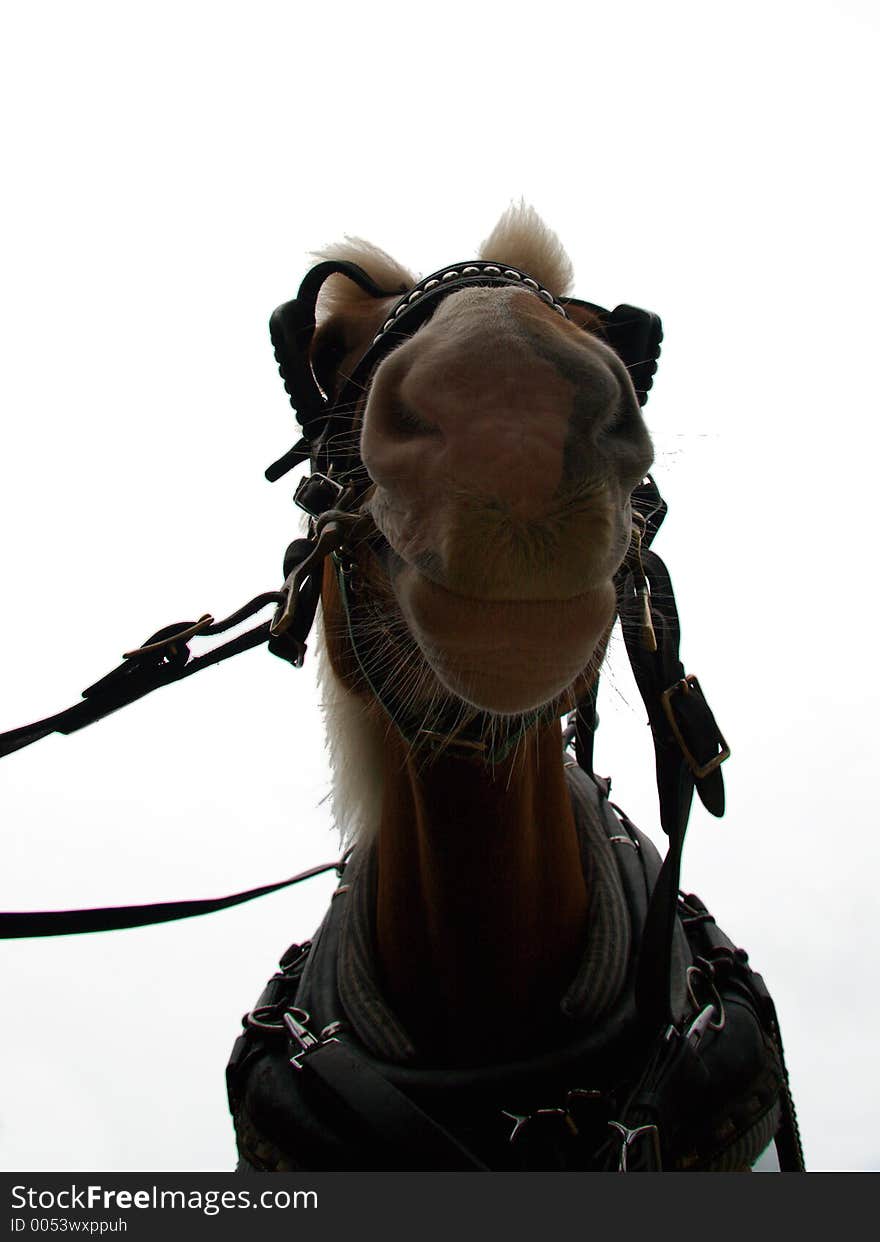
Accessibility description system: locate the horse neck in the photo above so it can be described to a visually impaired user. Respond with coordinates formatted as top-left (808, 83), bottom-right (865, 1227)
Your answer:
top-left (373, 720), bottom-right (589, 1063)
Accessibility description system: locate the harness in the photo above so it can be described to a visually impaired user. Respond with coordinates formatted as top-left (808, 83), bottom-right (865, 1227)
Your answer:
top-left (228, 770), bottom-right (799, 1172)
top-left (0, 256), bottom-right (804, 1170)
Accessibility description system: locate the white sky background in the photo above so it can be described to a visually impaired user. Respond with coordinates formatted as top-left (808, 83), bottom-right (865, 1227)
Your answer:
top-left (0, 0), bottom-right (877, 1174)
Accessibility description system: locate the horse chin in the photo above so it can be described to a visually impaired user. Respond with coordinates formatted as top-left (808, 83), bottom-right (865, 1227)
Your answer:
top-left (391, 561), bottom-right (616, 714)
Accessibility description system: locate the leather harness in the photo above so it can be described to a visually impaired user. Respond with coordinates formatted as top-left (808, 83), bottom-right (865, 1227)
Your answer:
top-left (229, 770), bottom-right (798, 1172)
top-left (0, 257), bottom-right (804, 1170)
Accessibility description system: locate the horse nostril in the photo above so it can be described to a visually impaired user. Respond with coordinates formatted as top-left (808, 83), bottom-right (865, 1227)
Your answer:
top-left (388, 399), bottom-right (442, 439)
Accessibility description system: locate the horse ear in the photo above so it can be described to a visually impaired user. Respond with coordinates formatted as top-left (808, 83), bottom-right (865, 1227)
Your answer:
top-left (478, 202), bottom-right (574, 297)
top-left (313, 238), bottom-right (414, 320)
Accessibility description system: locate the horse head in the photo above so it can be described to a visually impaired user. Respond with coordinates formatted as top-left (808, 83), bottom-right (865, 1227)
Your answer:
top-left (310, 207), bottom-right (654, 762)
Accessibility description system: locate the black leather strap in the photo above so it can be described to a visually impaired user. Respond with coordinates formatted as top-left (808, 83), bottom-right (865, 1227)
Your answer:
top-left (0, 620), bottom-right (273, 761)
top-left (573, 677), bottom-right (600, 778)
top-left (270, 260), bottom-right (401, 431)
top-left (267, 260), bottom-right (407, 478)
top-left (298, 1040), bottom-right (489, 1171)
top-left (616, 546), bottom-right (727, 1029)
top-left (0, 858), bottom-right (347, 939)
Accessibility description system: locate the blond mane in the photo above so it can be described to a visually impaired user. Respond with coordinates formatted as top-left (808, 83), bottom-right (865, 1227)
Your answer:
top-left (316, 623), bottom-right (386, 845)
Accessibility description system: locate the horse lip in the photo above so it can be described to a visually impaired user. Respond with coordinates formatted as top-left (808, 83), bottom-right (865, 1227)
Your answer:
top-left (372, 494), bottom-right (624, 602)
top-left (388, 549), bottom-right (612, 609)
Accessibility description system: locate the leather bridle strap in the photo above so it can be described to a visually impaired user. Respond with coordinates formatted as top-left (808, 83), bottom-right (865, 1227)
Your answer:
top-left (0, 858), bottom-right (348, 939)
top-left (269, 259), bottom-right (403, 441)
top-left (616, 546), bottom-right (728, 1029)
top-left (0, 593), bottom-right (286, 761)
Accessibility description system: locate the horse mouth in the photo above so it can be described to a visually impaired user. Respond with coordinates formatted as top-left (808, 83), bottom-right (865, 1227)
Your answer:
top-left (384, 547), bottom-right (617, 713)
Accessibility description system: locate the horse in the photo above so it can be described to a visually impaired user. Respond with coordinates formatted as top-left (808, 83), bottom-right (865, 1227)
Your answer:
top-left (228, 206), bottom-right (799, 1172)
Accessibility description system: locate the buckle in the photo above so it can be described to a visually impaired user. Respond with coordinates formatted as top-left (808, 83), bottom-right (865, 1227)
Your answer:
top-left (283, 1007), bottom-right (341, 1070)
top-left (502, 1107), bottom-right (572, 1145)
top-left (293, 472), bottom-right (345, 517)
top-left (271, 511), bottom-right (370, 643)
top-left (607, 1120), bottom-right (662, 1171)
top-left (660, 674), bottom-right (730, 780)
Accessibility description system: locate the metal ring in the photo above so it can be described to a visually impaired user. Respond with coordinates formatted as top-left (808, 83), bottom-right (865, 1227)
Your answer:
top-left (244, 1005), bottom-right (288, 1033)
top-left (686, 966), bottom-right (725, 1030)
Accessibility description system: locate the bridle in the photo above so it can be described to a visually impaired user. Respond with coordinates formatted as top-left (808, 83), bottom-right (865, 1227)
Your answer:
top-left (0, 254), bottom-right (727, 1039)
top-left (0, 252), bottom-right (806, 1174)
top-left (0, 255), bottom-right (663, 774)
top-left (263, 256), bottom-right (664, 682)
top-left (263, 256), bottom-right (663, 486)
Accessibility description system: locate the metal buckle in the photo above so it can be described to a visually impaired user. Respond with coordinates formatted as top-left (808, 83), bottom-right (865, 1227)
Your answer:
top-left (685, 966), bottom-right (726, 1036)
top-left (660, 674), bottom-right (730, 779)
top-left (284, 1007), bottom-right (340, 1070)
top-left (502, 1107), bottom-right (574, 1144)
top-left (270, 525), bottom-right (341, 641)
top-left (293, 472), bottom-right (345, 517)
top-left (271, 511), bottom-right (370, 642)
top-left (607, 1120), bottom-right (662, 1171)
top-left (684, 1003), bottom-right (724, 1053)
